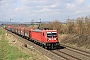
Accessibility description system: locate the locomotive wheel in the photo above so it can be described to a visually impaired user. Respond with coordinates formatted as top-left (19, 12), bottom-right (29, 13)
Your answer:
top-left (45, 46), bottom-right (47, 49)
top-left (42, 44), bottom-right (47, 49)
top-left (42, 44), bottom-right (45, 48)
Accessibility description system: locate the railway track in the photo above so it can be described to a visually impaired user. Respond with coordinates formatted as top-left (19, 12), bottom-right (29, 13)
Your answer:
top-left (50, 50), bottom-right (81, 60)
top-left (6, 30), bottom-right (90, 60)
top-left (61, 44), bottom-right (90, 57)
top-left (65, 47), bottom-right (90, 57)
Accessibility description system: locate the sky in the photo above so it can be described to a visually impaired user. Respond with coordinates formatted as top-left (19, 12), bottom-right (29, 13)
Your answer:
top-left (0, 0), bottom-right (90, 22)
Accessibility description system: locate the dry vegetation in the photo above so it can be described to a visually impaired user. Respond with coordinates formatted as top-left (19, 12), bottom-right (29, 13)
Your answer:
top-left (40, 16), bottom-right (90, 50)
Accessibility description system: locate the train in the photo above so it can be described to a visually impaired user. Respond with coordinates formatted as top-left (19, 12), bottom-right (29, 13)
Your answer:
top-left (5, 25), bottom-right (60, 49)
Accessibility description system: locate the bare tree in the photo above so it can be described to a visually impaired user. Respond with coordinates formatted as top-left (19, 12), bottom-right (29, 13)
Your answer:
top-left (76, 17), bottom-right (85, 34)
top-left (31, 19), bottom-right (34, 27)
top-left (66, 19), bottom-right (75, 34)
top-left (85, 16), bottom-right (90, 34)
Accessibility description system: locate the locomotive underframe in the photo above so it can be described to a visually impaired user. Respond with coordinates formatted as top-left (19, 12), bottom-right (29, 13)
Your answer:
top-left (43, 42), bottom-right (60, 49)
top-left (29, 38), bottom-right (60, 49)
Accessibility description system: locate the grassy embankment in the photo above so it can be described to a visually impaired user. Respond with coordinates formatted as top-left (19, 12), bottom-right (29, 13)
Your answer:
top-left (0, 28), bottom-right (29, 60)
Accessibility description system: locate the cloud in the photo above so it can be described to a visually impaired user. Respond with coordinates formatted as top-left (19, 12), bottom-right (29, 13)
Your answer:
top-left (0, 0), bottom-right (3, 1)
top-left (0, 0), bottom-right (90, 22)
top-left (76, 0), bottom-right (86, 5)
top-left (67, 3), bottom-right (75, 9)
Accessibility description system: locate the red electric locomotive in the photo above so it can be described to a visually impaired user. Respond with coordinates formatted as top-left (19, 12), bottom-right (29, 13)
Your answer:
top-left (31, 29), bottom-right (60, 49)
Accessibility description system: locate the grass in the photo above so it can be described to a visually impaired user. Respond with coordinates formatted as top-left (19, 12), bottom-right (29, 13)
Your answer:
top-left (0, 28), bottom-right (29, 60)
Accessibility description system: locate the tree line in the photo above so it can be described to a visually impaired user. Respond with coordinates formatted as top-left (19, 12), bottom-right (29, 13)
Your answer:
top-left (39, 16), bottom-right (90, 35)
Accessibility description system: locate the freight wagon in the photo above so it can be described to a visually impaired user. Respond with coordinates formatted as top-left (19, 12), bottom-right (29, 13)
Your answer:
top-left (6, 26), bottom-right (13, 32)
top-left (21, 27), bottom-right (26, 37)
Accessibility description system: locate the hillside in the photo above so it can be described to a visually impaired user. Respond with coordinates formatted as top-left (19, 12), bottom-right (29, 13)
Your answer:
top-left (59, 34), bottom-right (90, 50)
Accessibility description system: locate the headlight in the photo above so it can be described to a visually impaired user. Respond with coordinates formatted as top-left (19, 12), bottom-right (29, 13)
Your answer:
top-left (54, 38), bottom-right (56, 40)
top-left (49, 38), bottom-right (51, 40)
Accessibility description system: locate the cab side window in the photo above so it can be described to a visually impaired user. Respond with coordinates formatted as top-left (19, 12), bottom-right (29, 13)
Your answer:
top-left (43, 33), bottom-right (44, 36)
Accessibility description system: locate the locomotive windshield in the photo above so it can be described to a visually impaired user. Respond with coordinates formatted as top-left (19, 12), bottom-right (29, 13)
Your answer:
top-left (47, 32), bottom-right (57, 38)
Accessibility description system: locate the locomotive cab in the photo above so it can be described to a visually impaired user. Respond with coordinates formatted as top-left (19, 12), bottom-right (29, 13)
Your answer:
top-left (47, 31), bottom-right (58, 41)
top-left (42, 30), bottom-right (60, 49)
